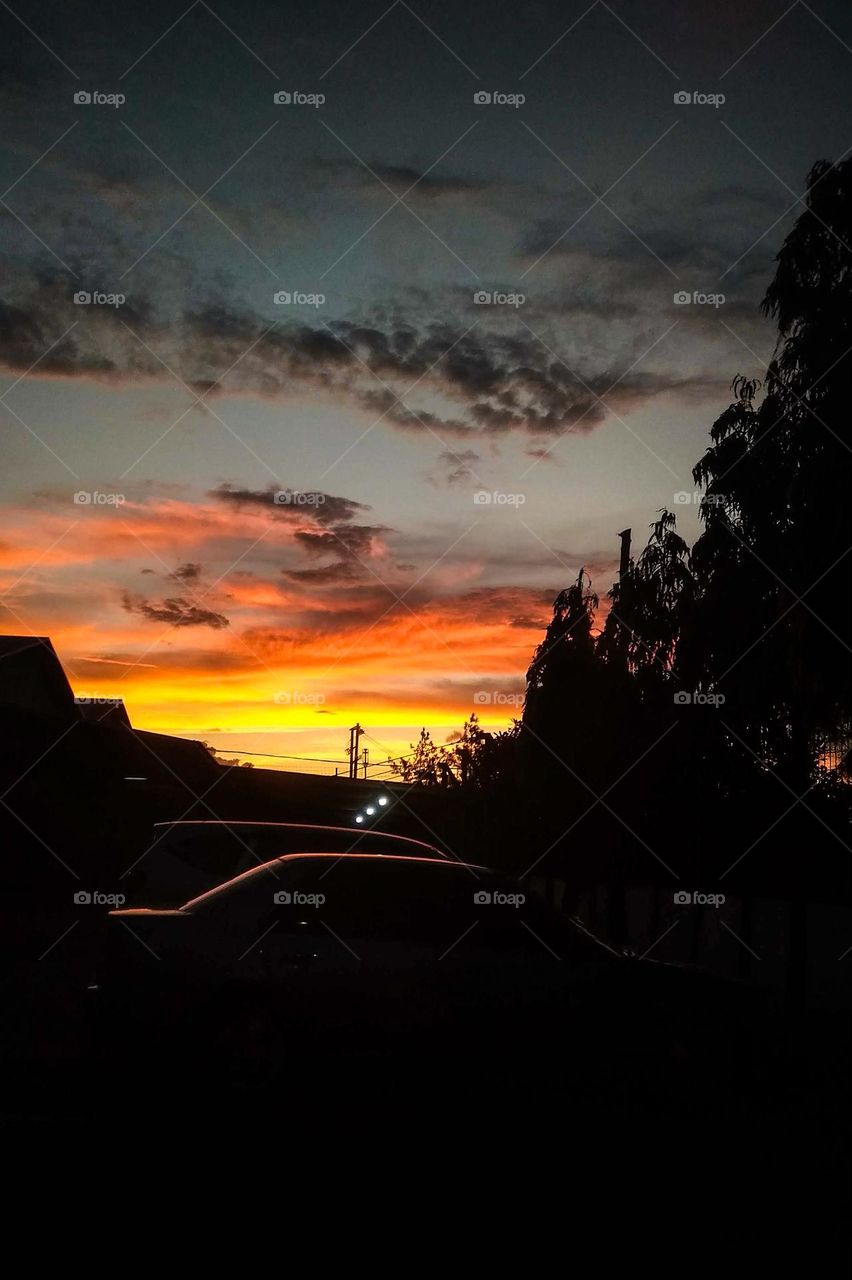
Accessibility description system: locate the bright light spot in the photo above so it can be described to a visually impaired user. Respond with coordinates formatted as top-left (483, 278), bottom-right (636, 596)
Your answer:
top-left (365, 806), bottom-right (375, 815)
top-left (355, 815), bottom-right (364, 824)
top-left (378, 796), bottom-right (389, 806)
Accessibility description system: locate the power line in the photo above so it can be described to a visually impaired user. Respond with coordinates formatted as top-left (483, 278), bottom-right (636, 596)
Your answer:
top-left (366, 751), bottom-right (416, 767)
top-left (213, 748), bottom-right (347, 764)
top-left (214, 746), bottom-right (420, 766)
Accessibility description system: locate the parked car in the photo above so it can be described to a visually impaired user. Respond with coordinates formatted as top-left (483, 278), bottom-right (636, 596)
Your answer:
top-left (100, 852), bottom-right (762, 1093)
top-left (121, 819), bottom-right (451, 906)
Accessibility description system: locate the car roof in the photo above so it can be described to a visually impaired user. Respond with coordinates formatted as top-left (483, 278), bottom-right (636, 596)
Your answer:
top-left (152, 820), bottom-right (448, 858)
top-left (182, 851), bottom-right (489, 912)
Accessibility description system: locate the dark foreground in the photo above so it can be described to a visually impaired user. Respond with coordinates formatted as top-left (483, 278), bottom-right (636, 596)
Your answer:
top-left (3, 857), bottom-right (849, 1208)
top-left (4, 954), bottom-right (850, 1177)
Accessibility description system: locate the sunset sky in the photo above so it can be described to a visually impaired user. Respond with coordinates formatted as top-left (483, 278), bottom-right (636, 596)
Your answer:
top-left (3, 0), bottom-right (852, 769)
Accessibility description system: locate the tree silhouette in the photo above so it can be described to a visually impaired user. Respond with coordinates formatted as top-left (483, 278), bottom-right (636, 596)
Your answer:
top-left (519, 568), bottom-right (631, 797)
top-left (389, 714), bottom-right (518, 789)
top-left (690, 157), bottom-right (852, 787)
top-left (598, 509), bottom-right (693, 700)
top-left (448, 712), bottom-right (518, 788)
top-left (389, 728), bottom-right (455, 786)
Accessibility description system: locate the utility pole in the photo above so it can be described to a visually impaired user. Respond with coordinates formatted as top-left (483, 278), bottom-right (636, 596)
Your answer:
top-left (361, 747), bottom-right (368, 779)
top-left (348, 723), bottom-right (363, 779)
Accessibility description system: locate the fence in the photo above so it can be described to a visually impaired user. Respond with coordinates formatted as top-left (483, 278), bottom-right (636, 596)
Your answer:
top-left (529, 876), bottom-right (852, 1011)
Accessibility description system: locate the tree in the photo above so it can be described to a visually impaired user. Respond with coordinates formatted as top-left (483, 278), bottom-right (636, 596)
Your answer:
top-left (690, 157), bottom-right (852, 786)
top-left (524, 569), bottom-right (598, 717)
top-left (447, 713), bottom-right (518, 789)
top-left (598, 509), bottom-right (693, 699)
top-left (389, 715), bottom-right (518, 789)
top-left (389, 728), bottom-right (455, 786)
top-left (521, 569), bottom-right (616, 785)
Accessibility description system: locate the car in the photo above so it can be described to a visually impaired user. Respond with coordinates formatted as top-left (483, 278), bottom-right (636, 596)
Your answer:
top-left (100, 852), bottom-right (761, 1095)
top-left (120, 819), bottom-right (451, 906)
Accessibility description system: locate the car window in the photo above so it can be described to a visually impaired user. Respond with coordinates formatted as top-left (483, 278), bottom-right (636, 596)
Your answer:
top-left (185, 856), bottom-right (609, 960)
top-left (159, 828), bottom-right (256, 878)
top-left (162, 825), bottom-right (445, 867)
top-left (184, 857), bottom-right (329, 914)
top-left (279, 859), bottom-right (570, 954)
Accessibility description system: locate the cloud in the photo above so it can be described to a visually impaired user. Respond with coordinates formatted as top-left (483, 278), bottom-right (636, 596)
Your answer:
top-left (208, 481), bottom-right (388, 580)
top-left (428, 449), bottom-right (482, 486)
top-left (122, 592), bottom-right (229, 629)
top-left (209, 484), bottom-right (368, 525)
top-left (0, 282), bottom-right (711, 441)
top-left (171, 562), bottom-right (203, 582)
top-left (317, 159), bottom-right (496, 203)
top-left (293, 524), bottom-right (389, 560)
top-left (282, 562), bottom-right (360, 585)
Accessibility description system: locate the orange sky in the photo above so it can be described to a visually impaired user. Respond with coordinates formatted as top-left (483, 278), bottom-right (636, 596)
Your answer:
top-left (0, 489), bottom-right (568, 768)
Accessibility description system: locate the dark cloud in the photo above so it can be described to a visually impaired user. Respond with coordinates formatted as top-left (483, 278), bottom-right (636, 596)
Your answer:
top-left (0, 285), bottom-right (713, 441)
top-left (282, 563), bottom-right (360, 585)
top-left (122, 592), bottom-right (229, 629)
top-left (171, 562), bottom-right (203, 582)
top-left (209, 484), bottom-right (368, 525)
top-left (208, 482), bottom-right (389, 582)
top-left (293, 524), bottom-right (389, 560)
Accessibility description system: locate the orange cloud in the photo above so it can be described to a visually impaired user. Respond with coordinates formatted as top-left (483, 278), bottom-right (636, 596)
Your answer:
top-left (0, 491), bottom-right (602, 760)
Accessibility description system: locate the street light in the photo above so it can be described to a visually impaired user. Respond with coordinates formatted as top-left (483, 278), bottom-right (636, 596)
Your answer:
top-left (378, 795), bottom-right (389, 806)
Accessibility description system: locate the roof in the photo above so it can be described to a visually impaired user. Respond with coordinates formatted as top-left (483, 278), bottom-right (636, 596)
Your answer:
top-left (122, 729), bottom-right (219, 789)
top-left (75, 698), bottom-right (132, 729)
top-left (181, 851), bottom-right (486, 912)
top-left (151, 820), bottom-right (449, 858)
top-left (0, 635), bottom-right (78, 720)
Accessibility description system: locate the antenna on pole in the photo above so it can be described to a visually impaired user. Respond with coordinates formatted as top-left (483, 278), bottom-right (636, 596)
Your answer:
top-left (618, 529), bottom-right (632, 579)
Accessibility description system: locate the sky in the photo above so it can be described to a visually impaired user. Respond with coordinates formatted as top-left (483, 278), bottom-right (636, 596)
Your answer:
top-left (2, 0), bottom-right (852, 771)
